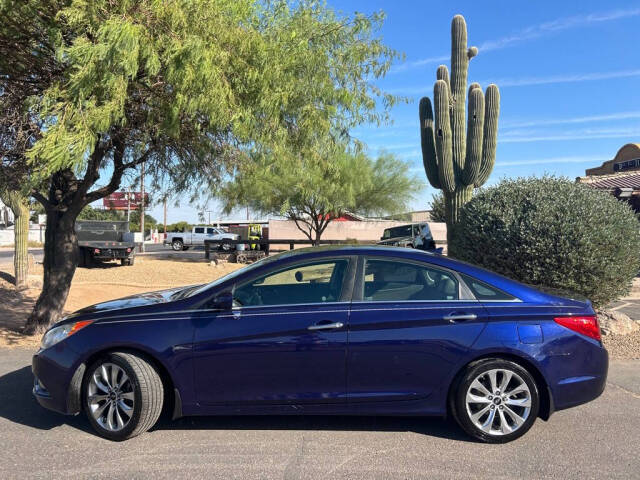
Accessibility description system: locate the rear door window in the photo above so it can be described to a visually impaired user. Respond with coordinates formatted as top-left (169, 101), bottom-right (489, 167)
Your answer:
top-left (362, 258), bottom-right (459, 301)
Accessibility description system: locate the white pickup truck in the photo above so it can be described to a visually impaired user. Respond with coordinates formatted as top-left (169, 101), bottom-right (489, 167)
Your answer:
top-left (164, 226), bottom-right (240, 251)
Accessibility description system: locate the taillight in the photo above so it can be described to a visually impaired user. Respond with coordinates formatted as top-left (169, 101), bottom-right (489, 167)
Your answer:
top-left (94, 248), bottom-right (100, 254)
top-left (554, 315), bottom-right (601, 341)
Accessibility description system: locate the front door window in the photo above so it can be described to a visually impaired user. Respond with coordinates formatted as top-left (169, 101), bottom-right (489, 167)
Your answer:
top-left (234, 259), bottom-right (349, 307)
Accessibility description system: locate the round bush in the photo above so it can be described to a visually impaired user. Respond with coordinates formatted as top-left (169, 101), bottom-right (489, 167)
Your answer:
top-left (449, 176), bottom-right (640, 307)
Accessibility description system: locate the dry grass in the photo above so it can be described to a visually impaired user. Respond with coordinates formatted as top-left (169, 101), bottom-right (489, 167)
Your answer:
top-left (0, 258), bottom-right (243, 348)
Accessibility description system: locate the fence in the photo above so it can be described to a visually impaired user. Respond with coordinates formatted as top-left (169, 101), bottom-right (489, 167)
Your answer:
top-left (0, 227), bottom-right (45, 246)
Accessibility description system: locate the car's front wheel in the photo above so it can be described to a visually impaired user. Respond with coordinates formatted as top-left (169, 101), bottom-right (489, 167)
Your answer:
top-left (83, 352), bottom-right (164, 441)
top-left (171, 239), bottom-right (183, 251)
top-left (452, 358), bottom-right (539, 443)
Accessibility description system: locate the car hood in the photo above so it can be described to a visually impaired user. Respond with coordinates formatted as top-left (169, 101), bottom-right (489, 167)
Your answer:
top-left (65, 284), bottom-right (202, 319)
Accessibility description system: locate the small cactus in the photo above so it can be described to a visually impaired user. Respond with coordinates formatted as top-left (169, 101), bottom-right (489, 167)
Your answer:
top-left (419, 15), bottom-right (500, 246)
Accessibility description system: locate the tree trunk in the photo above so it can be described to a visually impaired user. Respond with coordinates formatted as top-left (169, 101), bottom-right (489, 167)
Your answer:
top-left (2, 191), bottom-right (30, 289)
top-left (24, 209), bottom-right (78, 334)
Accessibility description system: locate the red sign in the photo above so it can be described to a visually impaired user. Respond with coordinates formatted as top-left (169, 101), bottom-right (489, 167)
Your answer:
top-left (103, 192), bottom-right (149, 210)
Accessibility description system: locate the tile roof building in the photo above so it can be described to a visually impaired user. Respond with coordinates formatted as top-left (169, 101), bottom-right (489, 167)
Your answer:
top-left (577, 143), bottom-right (640, 211)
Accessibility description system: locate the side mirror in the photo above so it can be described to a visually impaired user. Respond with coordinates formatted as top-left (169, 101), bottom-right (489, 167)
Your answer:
top-left (214, 291), bottom-right (234, 310)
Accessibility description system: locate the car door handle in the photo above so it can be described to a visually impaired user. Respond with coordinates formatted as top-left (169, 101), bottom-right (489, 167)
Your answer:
top-left (307, 322), bottom-right (344, 331)
top-left (444, 313), bottom-right (478, 323)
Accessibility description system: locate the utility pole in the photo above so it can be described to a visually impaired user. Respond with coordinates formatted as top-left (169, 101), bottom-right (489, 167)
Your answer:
top-left (163, 197), bottom-right (167, 240)
top-left (140, 162), bottom-right (145, 253)
top-left (127, 186), bottom-right (131, 223)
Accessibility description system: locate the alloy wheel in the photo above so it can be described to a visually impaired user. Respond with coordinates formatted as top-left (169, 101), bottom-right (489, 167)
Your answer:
top-left (87, 363), bottom-right (135, 432)
top-left (465, 368), bottom-right (532, 436)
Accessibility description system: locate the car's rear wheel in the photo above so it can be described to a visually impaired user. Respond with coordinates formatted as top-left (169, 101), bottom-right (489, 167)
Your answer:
top-left (171, 239), bottom-right (183, 251)
top-left (220, 240), bottom-right (232, 251)
top-left (83, 352), bottom-right (164, 441)
top-left (452, 358), bottom-right (539, 443)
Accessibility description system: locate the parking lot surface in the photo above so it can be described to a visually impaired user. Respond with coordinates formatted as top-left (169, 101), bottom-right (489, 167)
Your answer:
top-left (0, 348), bottom-right (638, 479)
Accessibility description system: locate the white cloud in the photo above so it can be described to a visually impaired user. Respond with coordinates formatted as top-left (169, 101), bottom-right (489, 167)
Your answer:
top-left (495, 155), bottom-right (606, 167)
top-left (500, 126), bottom-right (640, 143)
top-left (485, 69), bottom-right (640, 87)
top-left (479, 8), bottom-right (640, 52)
top-left (502, 111), bottom-right (640, 128)
top-left (390, 69), bottom-right (640, 95)
top-left (393, 7), bottom-right (640, 73)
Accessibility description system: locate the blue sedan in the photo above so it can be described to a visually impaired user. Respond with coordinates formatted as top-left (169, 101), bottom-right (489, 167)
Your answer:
top-left (32, 246), bottom-right (608, 443)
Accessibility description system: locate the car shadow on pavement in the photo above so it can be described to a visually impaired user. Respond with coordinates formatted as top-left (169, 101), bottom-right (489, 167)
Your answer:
top-left (156, 415), bottom-right (474, 442)
top-left (0, 366), bottom-right (92, 434)
top-left (0, 365), bottom-right (473, 442)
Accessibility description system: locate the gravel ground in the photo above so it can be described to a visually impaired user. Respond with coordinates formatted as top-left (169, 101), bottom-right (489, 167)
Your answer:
top-left (602, 330), bottom-right (640, 359)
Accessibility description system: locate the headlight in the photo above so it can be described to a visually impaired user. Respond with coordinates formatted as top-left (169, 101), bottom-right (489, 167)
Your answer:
top-left (41, 320), bottom-right (94, 350)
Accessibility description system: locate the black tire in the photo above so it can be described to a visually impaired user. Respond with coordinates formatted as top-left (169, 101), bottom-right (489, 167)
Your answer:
top-left (220, 240), bottom-right (232, 252)
top-left (171, 239), bottom-right (183, 251)
top-left (83, 352), bottom-right (164, 441)
top-left (120, 256), bottom-right (135, 266)
top-left (80, 249), bottom-right (94, 268)
top-left (452, 358), bottom-right (539, 443)
top-left (182, 246), bottom-right (189, 251)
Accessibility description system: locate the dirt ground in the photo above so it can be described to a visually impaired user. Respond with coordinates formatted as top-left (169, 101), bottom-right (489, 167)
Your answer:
top-left (0, 257), bottom-right (243, 348)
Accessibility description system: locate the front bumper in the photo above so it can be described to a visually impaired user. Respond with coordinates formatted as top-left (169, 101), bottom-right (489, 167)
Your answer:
top-left (32, 345), bottom-right (85, 416)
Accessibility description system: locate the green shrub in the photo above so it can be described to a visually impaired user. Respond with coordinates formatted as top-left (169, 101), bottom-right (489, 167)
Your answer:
top-left (449, 176), bottom-right (640, 307)
top-left (166, 221), bottom-right (192, 232)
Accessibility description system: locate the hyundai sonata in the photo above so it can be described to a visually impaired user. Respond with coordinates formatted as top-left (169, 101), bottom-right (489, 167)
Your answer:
top-left (32, 246), bottom-right (607, 442)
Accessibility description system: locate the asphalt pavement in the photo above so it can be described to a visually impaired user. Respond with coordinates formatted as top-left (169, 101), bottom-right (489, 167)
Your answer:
top-left (0, 348), bottom-right (638, 479)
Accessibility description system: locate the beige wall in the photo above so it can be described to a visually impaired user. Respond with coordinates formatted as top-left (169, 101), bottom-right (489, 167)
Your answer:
top-left (268, 219), bottom-right (447, 247)
top-left (585, 143), bottom-right (640, 176)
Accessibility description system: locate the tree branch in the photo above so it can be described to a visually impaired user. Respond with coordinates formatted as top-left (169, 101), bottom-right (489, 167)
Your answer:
top-left (289, 209), bottom-right (313, 242)
top-left (31, 189), bottom-right (52, 210)
top-left (84, 146), bottom-right (153, 204)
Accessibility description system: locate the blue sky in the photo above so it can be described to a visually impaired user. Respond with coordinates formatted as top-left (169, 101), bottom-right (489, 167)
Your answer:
top-left (150, 0), bottom-right (640, 224)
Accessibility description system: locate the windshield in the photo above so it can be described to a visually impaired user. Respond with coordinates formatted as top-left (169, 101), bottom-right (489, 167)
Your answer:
top-left (183, 254), bottom-right (273, 298)
top-left (383, 225), bottom-right (413, 239)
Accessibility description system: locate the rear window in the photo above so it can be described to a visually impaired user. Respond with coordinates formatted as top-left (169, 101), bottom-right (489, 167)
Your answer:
top-left (460, 273), bottom-right (516, 301)
top-left (383, 225), bottom-right (413, 239)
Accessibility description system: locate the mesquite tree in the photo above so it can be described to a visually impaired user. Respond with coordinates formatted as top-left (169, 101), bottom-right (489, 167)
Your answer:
top-left (419, 15), bottom-right (500, 247)
top-left (221, 146), bottom-right (422, 244)
top-left (1, 0), bottom-right (398, 333)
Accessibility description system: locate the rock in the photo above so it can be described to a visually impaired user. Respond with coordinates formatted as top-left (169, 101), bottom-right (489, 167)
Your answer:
top-left (597, 309), bottom-right (640, 336)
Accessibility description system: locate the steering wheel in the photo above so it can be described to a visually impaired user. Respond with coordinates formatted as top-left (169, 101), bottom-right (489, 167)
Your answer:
top-left (234, 287), bottom-right (264, 307)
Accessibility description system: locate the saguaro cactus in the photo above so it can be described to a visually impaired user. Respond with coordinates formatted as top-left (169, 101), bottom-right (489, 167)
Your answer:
top-left (419, 15), bottom-right (500, 246)
top-left (1, 190), bottom-right (29, 289)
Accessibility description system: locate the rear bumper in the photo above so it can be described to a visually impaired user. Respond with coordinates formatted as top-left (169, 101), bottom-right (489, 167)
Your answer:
top-left (92, 250), bottom-right (133, 260)
top-left (551, 343), bottom-right (608, 411)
